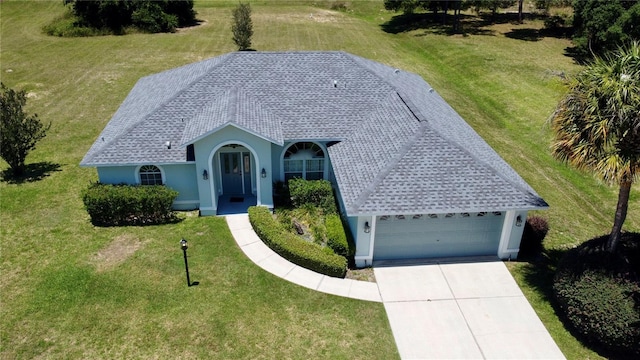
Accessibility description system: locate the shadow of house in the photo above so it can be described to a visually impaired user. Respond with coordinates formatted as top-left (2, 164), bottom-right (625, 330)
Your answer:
top-left (1, 162), bottom-right (62, 184)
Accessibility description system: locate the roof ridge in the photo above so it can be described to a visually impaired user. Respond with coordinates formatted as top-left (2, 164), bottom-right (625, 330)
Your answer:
top-left (349, 102), bottom-right (429, 213)
top-left (343, 53), bottom-right (399, 92)
top-left (423, 119), bottom-right (546, 204)
top-left (85, 54), bottom-right (236, 163)
top-left (180, 85), bottom-right (284, 146)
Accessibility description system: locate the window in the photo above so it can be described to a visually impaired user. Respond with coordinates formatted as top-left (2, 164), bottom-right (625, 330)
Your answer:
top-left (139, 165), bottom-right (163, 185)
top-left (283, 142), bottom-right (325, 181)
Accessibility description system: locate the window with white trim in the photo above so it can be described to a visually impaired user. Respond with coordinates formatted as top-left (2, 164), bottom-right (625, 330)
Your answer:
top-left (139, 165), bottom-right (163, 185)
top-left (283, 142), bottom-right (325, 181)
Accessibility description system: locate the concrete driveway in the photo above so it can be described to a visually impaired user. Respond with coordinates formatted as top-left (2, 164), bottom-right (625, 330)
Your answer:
top-left (374, 259), bottom-right (565, 359)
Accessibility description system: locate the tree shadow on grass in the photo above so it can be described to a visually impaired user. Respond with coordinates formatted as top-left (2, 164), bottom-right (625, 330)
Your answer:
top-left (382, 11), bottom-right (576, 42)
top-left (1, 162), bottom-right (62, 184)
top-left (505, 26), bottom-right (572, 42)
top-left (505, 28), bottom-right (544, 42)
top-left (381, 12), bottom-right (494, 36)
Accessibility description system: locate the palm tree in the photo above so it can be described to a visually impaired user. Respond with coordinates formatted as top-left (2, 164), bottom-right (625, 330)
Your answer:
top-left (549, 41), bottom-right (640, 252)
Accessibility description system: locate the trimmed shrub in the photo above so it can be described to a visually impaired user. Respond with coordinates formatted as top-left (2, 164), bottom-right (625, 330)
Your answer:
top-left (82, 183), bottom-right (178, 226)
top-left (288, 178), bottom-right (337, 215)
top-left (132, 2), bottom-right (178, 33)
top-left (519, 216), bottom-right (549, 258)
top-left (325, 214), bottom-right (354, 258)
top-left (553, 233), bottom-right (640, 357)
top-left (248, 206), bottom-right (346, 278)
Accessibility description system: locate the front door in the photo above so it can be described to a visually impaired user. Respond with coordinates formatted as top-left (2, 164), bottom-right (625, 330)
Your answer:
top-left (220, 152), bottom-right (243, 194)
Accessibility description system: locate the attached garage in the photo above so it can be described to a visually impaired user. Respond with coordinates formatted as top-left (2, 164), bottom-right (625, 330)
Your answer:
top-left (373, 212), bottom-right (505, 261)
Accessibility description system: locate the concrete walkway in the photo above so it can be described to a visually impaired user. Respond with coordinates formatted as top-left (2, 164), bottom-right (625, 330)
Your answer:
top-left (225, 214), bottom-right (565, 359)
top-left (226, 214), bottom-right (381, 302)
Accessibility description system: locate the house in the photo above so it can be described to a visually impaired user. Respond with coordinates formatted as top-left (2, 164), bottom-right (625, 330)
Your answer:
top-left (81, 51), bottom-right (548, 267)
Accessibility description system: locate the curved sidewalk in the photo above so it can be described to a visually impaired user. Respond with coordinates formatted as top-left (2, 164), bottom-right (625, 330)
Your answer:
top-left (225, 214), bottom-right (382, 302)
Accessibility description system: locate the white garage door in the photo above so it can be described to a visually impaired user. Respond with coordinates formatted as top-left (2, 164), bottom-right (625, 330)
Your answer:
top-left (374, 212), bottom-right (505, 261)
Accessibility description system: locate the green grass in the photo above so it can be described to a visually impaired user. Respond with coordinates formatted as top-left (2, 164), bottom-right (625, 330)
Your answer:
top-left (1, 0), bottom-right (638, 359)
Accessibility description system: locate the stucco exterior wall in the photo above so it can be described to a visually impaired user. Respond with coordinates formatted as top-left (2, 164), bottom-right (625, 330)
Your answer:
top-left (505, 210), bottom-right (528, 257)
top-left (353, 216), bottom-right (374, 268)
top-left (163, 164), bottom-right (199, 209)
top-left (97, 166), bottom-right (137, 184)
top-left (96, 164), bottom-right (198, 210)
top-left (193, 125), bottom-right (274, 216)
top-left (271, 143), bottom-right (284, 183)
top-left (497, 210), bottom-right (529, 260)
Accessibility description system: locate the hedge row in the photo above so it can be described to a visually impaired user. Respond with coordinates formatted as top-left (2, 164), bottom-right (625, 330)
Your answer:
top-left (82, 183), bottom-right (178, 226)
top-left (553, 233), bottom-right (640, 357)
top-left (325, 214), bottom-right (354, 258)
top-left (288, 178), bottom-right (337, 214)
top-left (248, 206), bottom-right (346, 278)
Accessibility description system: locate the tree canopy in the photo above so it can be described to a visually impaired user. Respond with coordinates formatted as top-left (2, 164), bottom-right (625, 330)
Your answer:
top-left (572, 0), bottom-right (640, 58)
top-left (232, 3), bottom-right (253, 51)
top-left (64, 0), bottom-right (196, 34)
top-left (0, 83), bottom-right (51, 176)
top-left (549, 41), bottom-right (640, 252)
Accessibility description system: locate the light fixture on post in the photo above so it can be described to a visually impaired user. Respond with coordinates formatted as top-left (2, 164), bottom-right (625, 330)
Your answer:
top-left (364, 221), bottom-right (371, 233)
top-left (180, 239), bottom-right (191, 287)
top-left (261, 168), bottom-right (267, 178)
top-left (202, 169), bottom-right (208, 180)
top-left (516, 215), bottom-right (523, 227)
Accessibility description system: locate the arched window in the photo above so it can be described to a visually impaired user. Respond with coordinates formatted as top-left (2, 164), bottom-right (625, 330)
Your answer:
top-left (283, 142), bottom-right (325, 181)
top-left (139, 165), bottom-right (163, 185)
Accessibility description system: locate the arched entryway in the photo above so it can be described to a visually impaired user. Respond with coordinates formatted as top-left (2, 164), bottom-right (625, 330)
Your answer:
top-left (209, 142), bottom-right (260, 214)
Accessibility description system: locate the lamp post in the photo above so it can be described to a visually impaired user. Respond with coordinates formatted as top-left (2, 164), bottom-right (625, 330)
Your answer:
top-left (180, 238), bottom-right (191, 286)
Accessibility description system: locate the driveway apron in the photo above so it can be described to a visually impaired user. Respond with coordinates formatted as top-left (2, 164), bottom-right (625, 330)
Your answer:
top-left (374, 259), bottom-right (565, 360)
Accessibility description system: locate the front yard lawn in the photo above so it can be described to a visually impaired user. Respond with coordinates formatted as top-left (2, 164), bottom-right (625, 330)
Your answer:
top-left (2, 1), bottom-right (638, 359)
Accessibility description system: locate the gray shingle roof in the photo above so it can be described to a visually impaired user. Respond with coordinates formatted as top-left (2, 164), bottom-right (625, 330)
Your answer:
top-left (81, 51), bottom-right (547, 214)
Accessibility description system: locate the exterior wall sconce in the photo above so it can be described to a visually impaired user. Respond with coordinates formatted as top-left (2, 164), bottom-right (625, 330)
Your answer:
top-left (516, 215), bottom-right (523, 227)
top-left (202, 169), bottom-right (208, 180)
top-left (261, 168), bottom-right (267, 178)
top-left (364, 221), bottom-right (371, 233)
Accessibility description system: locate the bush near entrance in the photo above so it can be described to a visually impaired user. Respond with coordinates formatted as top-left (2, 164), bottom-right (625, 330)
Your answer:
top-left (553, 233), bottom-right (640, 357)
top-left (248, 206), bottom-right (347, 278)
top-left (288, 178), bottom-right (337, 215)
top-left (82, 183), bottom-right (178, 226)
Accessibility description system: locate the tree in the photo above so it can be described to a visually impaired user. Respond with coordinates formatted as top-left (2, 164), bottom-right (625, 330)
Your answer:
top-left (63, 0), bottom-right (196, 34)
top-left (549, 41), bottom-right (640, 252)
top-left (384, 0), bottom-right (425, 14)
top-left (383, 1), bottom-right (467, 31)
top-left (0, 83), bottom-right (51, 176)
top-left (232, 2), bottom-right (253, 50)
top-left (468, 0), bottom-right (516, 19)
top-left (572, 0), bottom-right (640, 58)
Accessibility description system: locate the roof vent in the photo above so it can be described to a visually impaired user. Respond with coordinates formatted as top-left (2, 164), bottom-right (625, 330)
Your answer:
top-left (165, 141), bottom-right (171, 149)
top-left (394, 69), bottom-right (400, 74)
top-left (429, 88), bottom-right (434, 93)
top-left (333, 80), bottom-right (337, 88)
top-left (101, 137), bottom-right (105, 142)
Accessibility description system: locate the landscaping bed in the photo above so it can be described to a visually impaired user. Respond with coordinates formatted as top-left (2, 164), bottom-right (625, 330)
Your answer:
top-left (553, 232), bottom-right (640, 357)
top-left (249, 179), bottom-right (358, 278)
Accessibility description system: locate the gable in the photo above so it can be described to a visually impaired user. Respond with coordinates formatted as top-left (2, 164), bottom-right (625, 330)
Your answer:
top-left (181, 87), bottom-right (284, 146)
top-left (81, 51), bottom-right (547, 214)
